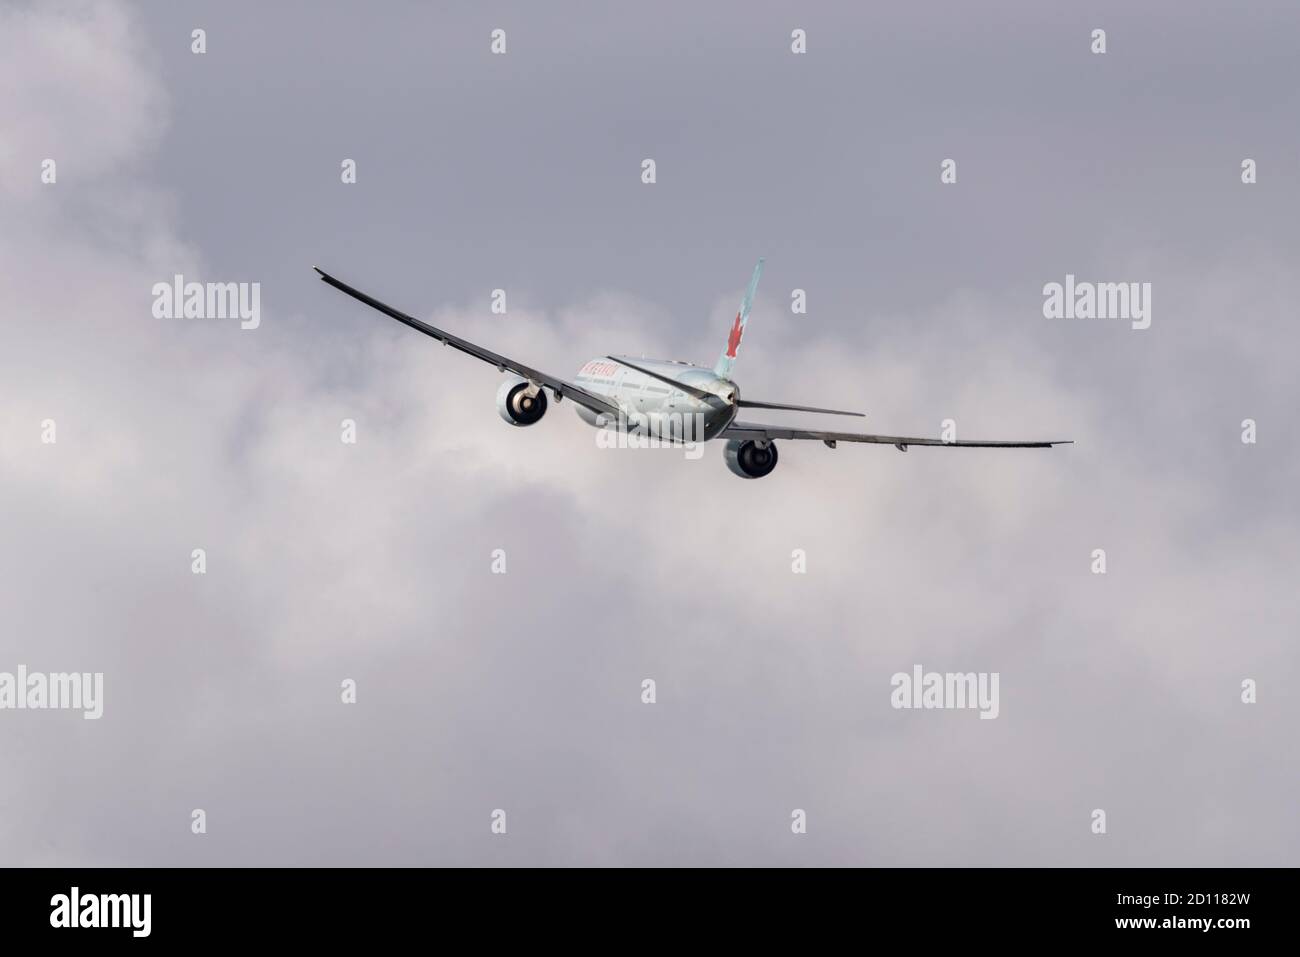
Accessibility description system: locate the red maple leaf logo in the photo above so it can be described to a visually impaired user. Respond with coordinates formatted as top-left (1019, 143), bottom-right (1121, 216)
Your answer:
top-left (725, 312), bottom-right (744, 358)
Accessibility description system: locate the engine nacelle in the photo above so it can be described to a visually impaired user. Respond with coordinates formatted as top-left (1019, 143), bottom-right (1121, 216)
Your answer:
top-left (496, 376), bottom-right (548, 426)
top-left (724, 438), bottom-right (779, 479)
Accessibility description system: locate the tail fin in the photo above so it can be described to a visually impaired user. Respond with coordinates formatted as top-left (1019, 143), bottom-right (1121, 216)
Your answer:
top-left (713, 258), bottom-right (764, 379)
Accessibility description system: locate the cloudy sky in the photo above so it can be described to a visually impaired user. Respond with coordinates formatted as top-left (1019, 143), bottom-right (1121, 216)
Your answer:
top-left (1, 0), bottom-right (1296, 866)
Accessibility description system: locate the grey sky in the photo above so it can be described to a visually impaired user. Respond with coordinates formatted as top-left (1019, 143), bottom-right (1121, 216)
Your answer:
top-left (1, 0), bottom-right (1296, 865)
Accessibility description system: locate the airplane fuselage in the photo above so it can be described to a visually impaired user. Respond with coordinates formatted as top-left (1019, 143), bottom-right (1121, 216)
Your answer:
top-left (572, 358), bottom-right (738, 442)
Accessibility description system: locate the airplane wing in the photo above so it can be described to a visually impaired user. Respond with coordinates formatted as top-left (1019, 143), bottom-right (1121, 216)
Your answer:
top-left (314, 267), bottom-right (621, 418)
top-left (722, 420), bottom-right (1071, 451)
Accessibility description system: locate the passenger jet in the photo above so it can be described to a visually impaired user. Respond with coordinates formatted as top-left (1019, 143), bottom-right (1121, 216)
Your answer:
top-left (314, 261), bottom-right (1069, 478)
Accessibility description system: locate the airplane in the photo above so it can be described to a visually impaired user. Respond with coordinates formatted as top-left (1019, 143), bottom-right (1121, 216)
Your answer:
top-left (313, 260), bottom-right (1070, 478)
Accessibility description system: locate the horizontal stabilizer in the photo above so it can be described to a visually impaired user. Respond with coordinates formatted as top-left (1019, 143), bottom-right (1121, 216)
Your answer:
top-left (737, 399), bottom-right (863, 417)
top-left (605, 356), bottom-right (717, 401)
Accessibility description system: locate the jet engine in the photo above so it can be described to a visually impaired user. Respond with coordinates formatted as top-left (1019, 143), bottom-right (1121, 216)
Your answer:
top-left (496, 376), bottom-right (548, 426)
top-left (724, 438), bottom-right (779, 479)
